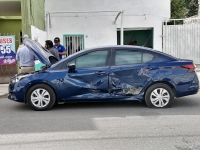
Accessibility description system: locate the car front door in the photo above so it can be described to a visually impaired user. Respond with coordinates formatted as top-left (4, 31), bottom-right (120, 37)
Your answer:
top-left (109, 48), bottom-right (157, 98)
top-left (59, 49), bottom-right (111, 101)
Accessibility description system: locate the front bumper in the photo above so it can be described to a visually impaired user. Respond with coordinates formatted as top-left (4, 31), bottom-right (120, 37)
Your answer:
top-left (8, 93), bottom-right (17, 101)
top-left (8, 83), bottom-right (26, 103)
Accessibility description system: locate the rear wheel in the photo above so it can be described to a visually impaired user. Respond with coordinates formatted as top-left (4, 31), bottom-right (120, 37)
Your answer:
top-left (26, 84), bottom-right (56, 111)
top-left (145, 83), bottom-right (174, 108)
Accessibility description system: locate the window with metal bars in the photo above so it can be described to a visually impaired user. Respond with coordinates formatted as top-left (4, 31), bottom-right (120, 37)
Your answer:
top-left (64, 35), bottom-right (84, 56)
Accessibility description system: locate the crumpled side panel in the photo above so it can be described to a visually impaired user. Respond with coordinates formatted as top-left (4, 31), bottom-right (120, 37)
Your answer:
top-left (109, 67), bottom-right (159, 96)
top-left (64, 75), bottom-right (108, 89)
top-left (61, 71), bottom-right (109, 100)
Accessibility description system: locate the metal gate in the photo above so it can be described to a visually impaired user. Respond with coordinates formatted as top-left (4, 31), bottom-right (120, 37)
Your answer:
top-left (64, 35), bottom-right (84, 56)
top-left (162, 18), bottom-right (200, 64)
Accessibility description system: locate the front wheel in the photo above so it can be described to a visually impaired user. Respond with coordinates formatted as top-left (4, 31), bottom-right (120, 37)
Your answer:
top-left (26, 84), bottom-right (56, 111)
top-left (145, 83), bottom-right (174, 108)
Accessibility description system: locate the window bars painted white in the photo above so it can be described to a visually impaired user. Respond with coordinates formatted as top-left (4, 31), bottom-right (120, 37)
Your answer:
top-left (65, 35), bottom-right (83, 56)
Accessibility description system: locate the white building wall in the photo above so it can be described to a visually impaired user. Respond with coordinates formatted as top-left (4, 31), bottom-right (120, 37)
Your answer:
top-left (31, 25), bottom-right (47, 70)
top-left (45, 0), bottom-right (170, 50)
top-left (31, 25), bottom-right (47, 45)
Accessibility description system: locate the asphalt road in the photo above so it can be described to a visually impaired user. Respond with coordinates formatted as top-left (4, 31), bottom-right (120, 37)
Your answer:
top-left (0, 93), bottom-right (200, 150)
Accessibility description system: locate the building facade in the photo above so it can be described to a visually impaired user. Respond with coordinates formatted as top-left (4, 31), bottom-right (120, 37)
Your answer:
top-left (0, 0), bottom-right (45, 83)
top-left (45, 0), bottom-right (170, 52)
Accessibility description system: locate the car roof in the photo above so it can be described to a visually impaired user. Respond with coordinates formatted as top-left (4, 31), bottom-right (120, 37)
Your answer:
top-left (85, 45), bottom-right (147, 50)
top-left (57, 45), bottom-right (177, 65)
top-left (84, 45), bottom-right (178, 60)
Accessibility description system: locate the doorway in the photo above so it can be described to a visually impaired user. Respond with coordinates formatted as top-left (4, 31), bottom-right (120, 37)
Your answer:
top-left (117, 28), bottom-right (153, 48)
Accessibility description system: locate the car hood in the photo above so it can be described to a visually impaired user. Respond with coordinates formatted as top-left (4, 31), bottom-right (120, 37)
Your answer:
top-left (23, 38), bottom-right (58, 66)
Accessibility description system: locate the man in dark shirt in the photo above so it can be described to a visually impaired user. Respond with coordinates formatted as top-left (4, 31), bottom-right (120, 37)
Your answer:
top-left (45, 40), bottom-right (60, 61)
top-left (53, 37), bottom-right (66, 59)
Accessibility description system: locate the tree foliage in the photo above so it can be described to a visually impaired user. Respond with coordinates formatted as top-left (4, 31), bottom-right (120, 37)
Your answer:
top-left (186, 0), bottom-right (199, 17)
top-left (171, 0), bottom-right (188, 18)
top-left (171, 0), bottom-right (199, 19)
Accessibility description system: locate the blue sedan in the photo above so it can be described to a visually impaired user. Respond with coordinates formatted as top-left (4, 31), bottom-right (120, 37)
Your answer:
top-left (8, 38), bottom-right (199, 110)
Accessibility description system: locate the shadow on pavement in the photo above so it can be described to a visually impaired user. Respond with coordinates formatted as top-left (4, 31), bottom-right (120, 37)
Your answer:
top-left (53, 101), bottom-right (144, 110)
top-left (9, 95), bottom-right (200, 113)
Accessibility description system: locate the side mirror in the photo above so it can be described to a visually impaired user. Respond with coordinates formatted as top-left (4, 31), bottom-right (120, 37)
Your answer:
top-left (68, 63), bottom-right (76, 73)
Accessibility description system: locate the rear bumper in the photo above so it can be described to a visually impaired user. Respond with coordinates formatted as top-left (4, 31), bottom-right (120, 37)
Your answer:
top-left (176, 73), bottom-right (199, 97)
top-left (176, 88), bottom-right (199, 97)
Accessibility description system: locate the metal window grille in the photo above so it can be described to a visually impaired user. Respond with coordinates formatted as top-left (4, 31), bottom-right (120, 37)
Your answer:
top-left (65, 35), bottom-right (84, 56)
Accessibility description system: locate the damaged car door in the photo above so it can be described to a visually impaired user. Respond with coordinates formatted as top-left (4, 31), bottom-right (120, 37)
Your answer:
top-left (109, 48), bottom-right (156, 98)
top-left (59, 49), bottom-right (111, 101)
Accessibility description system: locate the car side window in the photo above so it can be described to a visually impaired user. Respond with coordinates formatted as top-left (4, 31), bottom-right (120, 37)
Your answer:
top-left (143, 53), bottom-right (154, 63)
top-left (115, 50), bottom-right (142, 65)
top-left (115, 50), bottom-right (154, 65)
top-left (68, 50), bottom-right (108, 69)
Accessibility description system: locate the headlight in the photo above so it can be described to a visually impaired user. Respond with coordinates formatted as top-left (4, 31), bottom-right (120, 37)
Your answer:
top-left (10, 74), bottom-right (31, 83)
top-left (10, 78), bottom-right (16, 84)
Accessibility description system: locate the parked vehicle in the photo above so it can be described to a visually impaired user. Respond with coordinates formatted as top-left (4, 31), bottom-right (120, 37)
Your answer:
top-left (8, 38), bottom-right (199, 110)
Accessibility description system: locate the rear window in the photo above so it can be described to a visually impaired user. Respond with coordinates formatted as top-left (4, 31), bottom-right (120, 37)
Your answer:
top-left (115, 50), bottom-right (154, 65)
top-left (152, 49), bottom-right (178, 60)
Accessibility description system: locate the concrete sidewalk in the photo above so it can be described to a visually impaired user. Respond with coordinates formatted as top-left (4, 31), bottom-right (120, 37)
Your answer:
top-left (0, 84), bottom-right (8, 97)
top-left (1, 72), bottom-right (200, 97)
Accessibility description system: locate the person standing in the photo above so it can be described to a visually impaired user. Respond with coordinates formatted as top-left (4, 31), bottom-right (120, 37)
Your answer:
top-left (45, 40), bottom-right (60, 61)
top-left (53, 37), bottom-right (66, 59)
top-left (16, 44), bottom-right (37, 73)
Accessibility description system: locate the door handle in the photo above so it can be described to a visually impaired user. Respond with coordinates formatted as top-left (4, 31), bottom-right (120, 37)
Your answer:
top-left (95, 71), bottom-right (106, 75)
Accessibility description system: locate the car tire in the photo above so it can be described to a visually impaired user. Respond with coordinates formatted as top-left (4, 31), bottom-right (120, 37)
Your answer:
top-left (26, 84), bottom-right (56, 111)
top-left (145, 83), bottom-right (174, 108)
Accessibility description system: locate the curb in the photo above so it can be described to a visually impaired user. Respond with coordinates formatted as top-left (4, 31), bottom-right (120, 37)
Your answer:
top-left (0, 84), bottom-right (9, 98)
top-left (0, 93), bottom-right (8, 98)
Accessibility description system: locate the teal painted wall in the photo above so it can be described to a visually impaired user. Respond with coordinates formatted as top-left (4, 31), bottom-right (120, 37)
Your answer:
top-left (0, 19), bottom-right (22, 50)
top-left (117, 29), bottom-right (153, 48)
top-left (35, 61), bottom-right (45, 71)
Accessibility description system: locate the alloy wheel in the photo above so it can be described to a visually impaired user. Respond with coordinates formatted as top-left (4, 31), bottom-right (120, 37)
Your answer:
top-left (31, 88), bottom-right (51, 108)
top-left (150, 88), bottom-right (170, 107)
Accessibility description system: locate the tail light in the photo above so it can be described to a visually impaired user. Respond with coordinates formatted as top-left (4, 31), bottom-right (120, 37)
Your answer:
top-left (182, 64), bottom-right (196, 72)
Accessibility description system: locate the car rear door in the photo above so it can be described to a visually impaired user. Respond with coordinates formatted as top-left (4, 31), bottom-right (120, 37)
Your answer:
top-left (109, 48), bottom-right (158, 98)
top-left (59, 49), bottom-right (111, 100)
